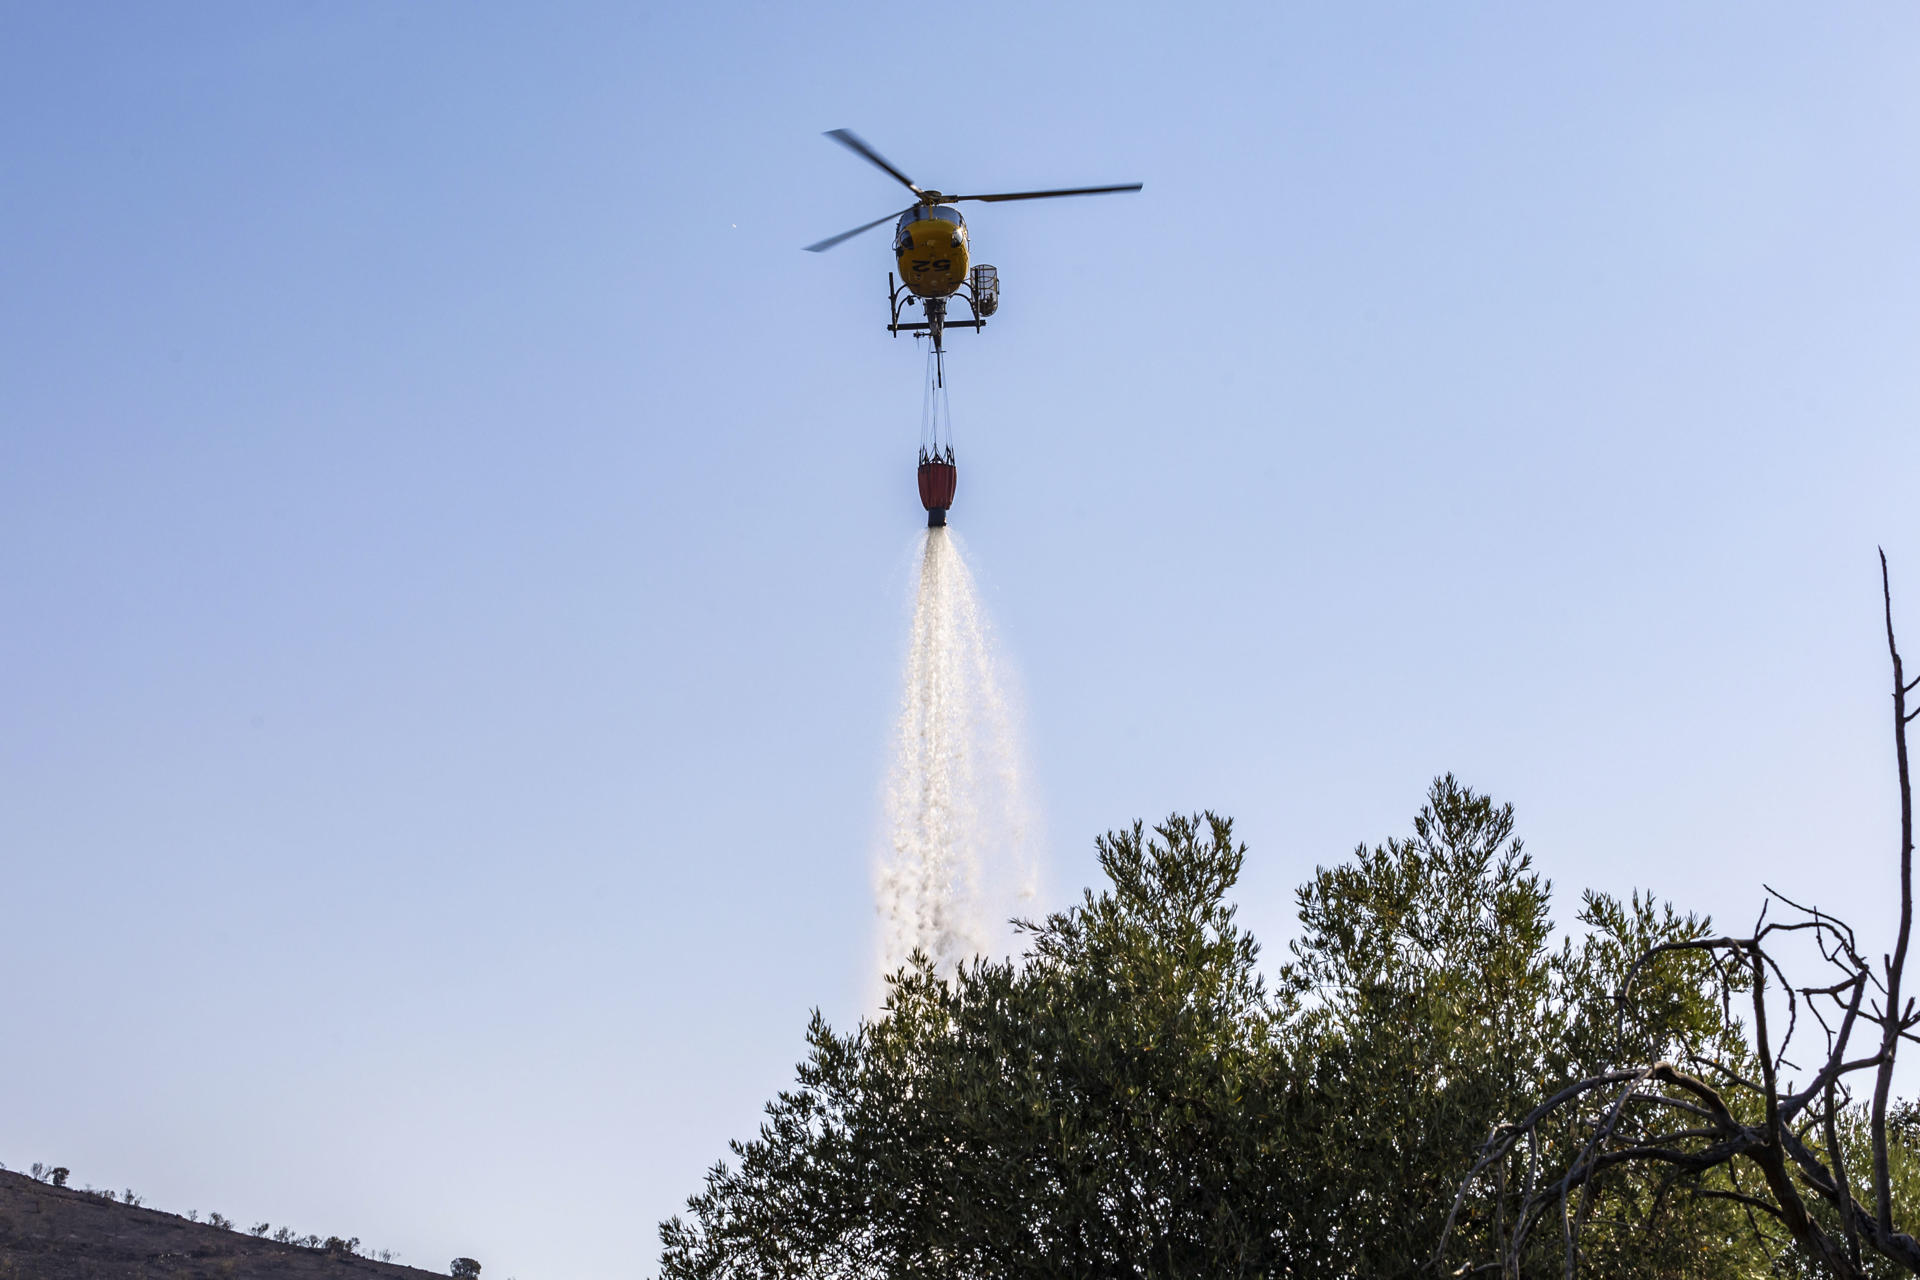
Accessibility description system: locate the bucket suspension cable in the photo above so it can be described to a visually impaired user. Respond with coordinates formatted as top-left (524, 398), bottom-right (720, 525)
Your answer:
top-left (916, 344), bottom-right (957, 526)
top-left (919, 344), bottom-right (954, 465)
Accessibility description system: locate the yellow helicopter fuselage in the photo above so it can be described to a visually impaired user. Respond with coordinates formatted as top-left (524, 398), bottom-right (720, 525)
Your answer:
top-left (893, 205), bottom-right (970, 298)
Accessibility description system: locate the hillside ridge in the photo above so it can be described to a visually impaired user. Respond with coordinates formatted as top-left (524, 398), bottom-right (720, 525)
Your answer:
top-left (0, 1169), bottom-right (453, 1280)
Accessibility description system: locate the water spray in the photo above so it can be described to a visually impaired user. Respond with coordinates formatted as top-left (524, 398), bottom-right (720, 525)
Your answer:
top-left (877, 529), bottom-right (1036, 977)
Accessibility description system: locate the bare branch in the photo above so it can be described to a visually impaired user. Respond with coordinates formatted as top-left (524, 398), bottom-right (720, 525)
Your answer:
top-left (1626, 1093), bottom-right (1720, 1122)
top-left (1695, 1187), bottom-right (1787, 1222)
top-left (1825, 1079), bottom-right (1864, 1271)
top-left (1438, 558), bottom-right (1920, 1279)
top-left (1873, 547), bottom-right (1915, 1238)
top-left (1765, 885), bottom-right (1863, 953)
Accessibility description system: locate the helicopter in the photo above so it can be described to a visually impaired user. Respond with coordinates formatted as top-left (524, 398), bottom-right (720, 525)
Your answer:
top-left (805, 130), bottom-right (1141, 528)
top-left (804, 129), bottom-right (1142, 356)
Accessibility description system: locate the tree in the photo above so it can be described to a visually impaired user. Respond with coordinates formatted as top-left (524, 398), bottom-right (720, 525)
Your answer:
top-left (450, 1259), bottom-right (482, 1279)
top-left (1439, 554), bottom-right (1920, 1279)
top-left (659, 796), bottom-right (1770, 1277)
top-left (660, 814), bottom-right (1308, 1278)
top-left (1282, 777), bottom-right (1759, 1278)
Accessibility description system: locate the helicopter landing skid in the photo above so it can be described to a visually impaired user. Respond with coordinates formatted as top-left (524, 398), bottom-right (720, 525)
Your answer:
top-left (887, 273), bottom-right (989, 348)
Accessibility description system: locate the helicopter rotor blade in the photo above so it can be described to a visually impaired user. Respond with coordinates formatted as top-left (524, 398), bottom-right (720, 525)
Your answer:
top-left (949, 183), bottom-right (1144, 203)
top-left (803, 206), bottom-right (914, 253)
top-left (823, 129), bottom-right (924, 197)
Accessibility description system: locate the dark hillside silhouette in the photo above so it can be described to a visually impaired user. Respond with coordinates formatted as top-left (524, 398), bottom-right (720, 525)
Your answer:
top-left (0, 1169), bottom-right (452, 1280)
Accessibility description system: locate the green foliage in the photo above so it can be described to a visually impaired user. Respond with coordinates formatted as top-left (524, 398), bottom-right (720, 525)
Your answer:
top-left (1298, 780), bottom-right (1762, 1278)
top-left (662, 814), bottom-right (1304, 1278)
top-left (1281, 777), bottom-right (1560, 1274)
top-left (656, 781), bottom-right (1814, 1278)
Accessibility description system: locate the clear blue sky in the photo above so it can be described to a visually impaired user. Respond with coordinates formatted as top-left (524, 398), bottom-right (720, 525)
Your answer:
top-left (3, 4), bottom-right (1916, 1277)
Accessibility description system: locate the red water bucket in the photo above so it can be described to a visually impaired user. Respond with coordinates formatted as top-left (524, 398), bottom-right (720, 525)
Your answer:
top-left (918, 460), bottom-right (957, 516)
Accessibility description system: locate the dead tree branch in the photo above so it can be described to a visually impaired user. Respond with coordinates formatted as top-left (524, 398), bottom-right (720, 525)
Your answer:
top-left (1435, 554), bottom-right (1920, 1279)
